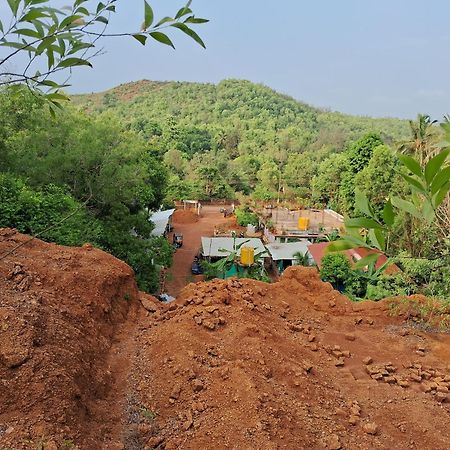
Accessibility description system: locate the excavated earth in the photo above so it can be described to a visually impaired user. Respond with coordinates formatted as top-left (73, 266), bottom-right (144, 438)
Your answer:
top-left (1, 229), bottom-right (450, 450)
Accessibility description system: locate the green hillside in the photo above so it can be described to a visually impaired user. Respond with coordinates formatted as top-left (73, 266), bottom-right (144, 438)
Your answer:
top-left (73, 79), bottom-right (411, 206)
top-left (74, 79), bottom-right (409, 149)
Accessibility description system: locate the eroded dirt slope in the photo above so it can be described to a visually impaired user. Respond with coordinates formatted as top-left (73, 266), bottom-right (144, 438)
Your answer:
top-left (0, 229), bottom-right (140, 449)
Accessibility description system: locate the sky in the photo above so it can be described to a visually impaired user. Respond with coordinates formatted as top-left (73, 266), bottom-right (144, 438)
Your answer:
top-left (2, 0), bottom-right (450, 119)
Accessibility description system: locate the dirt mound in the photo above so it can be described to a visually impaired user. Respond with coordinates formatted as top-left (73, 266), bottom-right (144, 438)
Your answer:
top-left (135, 266), bottom-right (450, 450)
top-left (0, 229), bottom-right (141, 449)
top-left (173, 209), bottom-right (200, 224)
top-left (2, 229), bottom-right (450, 449)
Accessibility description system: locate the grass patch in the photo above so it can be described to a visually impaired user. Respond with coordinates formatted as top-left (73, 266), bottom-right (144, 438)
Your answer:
top-left (388, 296), bottom-right (450, 331)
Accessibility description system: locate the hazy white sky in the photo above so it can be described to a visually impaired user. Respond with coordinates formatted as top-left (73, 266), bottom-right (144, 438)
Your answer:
top-left (2, 0), bottom-right (449, 119)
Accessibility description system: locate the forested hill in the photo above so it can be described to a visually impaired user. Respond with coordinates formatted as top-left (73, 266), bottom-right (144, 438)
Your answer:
top-left (73, 79), bottom-right (411, 207)
top-left (73, 79), bottom-right (409, 150)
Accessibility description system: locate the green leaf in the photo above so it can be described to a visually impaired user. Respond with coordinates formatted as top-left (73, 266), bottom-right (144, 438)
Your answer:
top-left (96, 2), bottom-right (106, 14)
top-left (382, 200), bottom-right (395, 227)
top-left (391, 196), bottom-right (423, 219)
top-left (353, 253), bottom-right (380, 270)
top-left (7, 0), bottom-right (20, 16)
top-left (45, 92), bottom-right (69, 101)
top-left (0, 41), bottom-right (37, 52)
top-left (345, 217), bottom-right (383, 230)
top-left (155, 16), bottom-right (174, 27)
top-left (95, 16), bottom-right (109, 25)
top-left (424, 148), bottom-right (450, 185)
top-left (400, 173), bottom-right (427, 194)
top-left (67, 41), bottom-right (94, 54)
top-left (171, 22), bottom-right (206, 48)
top-left (421, 199), bottom-right (435, 224)
top-left (149, 31), bottom-right (175, 48)
top-left (326, 240), bottom-right (356, 252)
top-left (75, 6), bottom-right (90, 15)
top-left (368, 228), bottom-right (385, 250)
top-left (143, 1), bottom-right (154, 30)
top-left (60, 15), bottom-right (83, 28)
top-left (132, 34), bottom-right (147, 46)
top-left (46, 46), bottom-right (54, 69)
top-left (0, 19), bottom-right (3, 34)
top-left (398, 154), bottom-right (423, 178)
top-left (20, 9), bottom-right (50, 22)
top-left (12, 28), bottom-right (41, 38)
top-left (57, 57), bottom-right (92, 68)
top-left (430, 166), bottom-right (450, 195)
top-left (354, 188), bottom-right (373, 218)
top-left (184, 16), bottom-right (209, 24)
top-left (175, 6), bottom-right (192, 19)
top-left (432, 182), bottom-right (450, 209)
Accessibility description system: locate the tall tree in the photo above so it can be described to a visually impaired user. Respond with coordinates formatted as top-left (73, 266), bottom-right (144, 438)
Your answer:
top-left (399, 114), bottom-right (438, 166)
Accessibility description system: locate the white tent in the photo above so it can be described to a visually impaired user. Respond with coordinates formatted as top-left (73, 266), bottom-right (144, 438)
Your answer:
top-left (149, 209), bottom-right (175, 237)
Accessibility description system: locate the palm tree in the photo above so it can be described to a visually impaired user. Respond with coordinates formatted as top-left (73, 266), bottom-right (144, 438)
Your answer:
top-left (293, 251), bottom-right (310, 266)
top-left (398, 114), bottom-right (438, 166)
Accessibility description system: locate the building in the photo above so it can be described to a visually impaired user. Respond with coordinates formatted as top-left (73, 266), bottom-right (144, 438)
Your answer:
top-left (266, 241), bottom-right (313, 274)
top-left (149, 209), bottom-right (175, 237)
top-left (201, 237), bottom-right (269, 260)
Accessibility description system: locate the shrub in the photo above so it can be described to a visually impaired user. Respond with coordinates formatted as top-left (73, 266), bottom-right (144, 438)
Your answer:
top-left (320, 253), bottom-right (352, 290)
top-left (235, 206), bottom-right (259, 226)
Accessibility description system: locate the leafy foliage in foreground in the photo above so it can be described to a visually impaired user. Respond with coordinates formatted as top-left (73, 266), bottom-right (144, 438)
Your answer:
top-left (0, 0), bottom-right (208, 109)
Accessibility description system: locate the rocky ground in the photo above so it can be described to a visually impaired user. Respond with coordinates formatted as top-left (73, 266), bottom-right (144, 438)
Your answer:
top-left (1, 228), bottom-right (450, 449)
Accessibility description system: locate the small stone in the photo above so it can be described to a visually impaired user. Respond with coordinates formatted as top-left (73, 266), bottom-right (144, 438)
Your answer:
top-left (170, 384), bottom-right (182, 400)
top-left (349, 415), bottom-right (359, 426)
top-left (202, 320), bottom-right (216, 330)
top-left (436, 393), bottom-right (448, 403)
top-left (329, 300), bottom-right (336, 308)
top-left (147, 436), bottom-right (164, 448)
top-left (183, 410), bottom-right (193, 431)
top-left (140, 297), bottom-right (157, 312)
top-left (367, 318), bottom-right (374, 325)
top-left (328, 433), bottom-right (341, 450)
top-left (335, 358), bottom-right (345, 367)
top-left (363, 422), bottom-right (378, 435)
top-left (308, 334), bottom-right (316, 342)
top-left (194, 316), bottom-right (203, 325)
top-left (345, 334), bottom-right (356, 341)
top-left (192, 379), bottom-right (204, 392)
top-left (363, 357), bottom-right (373, 365)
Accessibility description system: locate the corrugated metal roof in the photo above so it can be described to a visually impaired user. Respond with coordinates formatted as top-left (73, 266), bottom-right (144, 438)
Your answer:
top-left (149, 209), bottom-right (175, 237)
top-left (266, 241), bottom-right (311, 261)
top-left (201, 237), bottom-right (269, 258)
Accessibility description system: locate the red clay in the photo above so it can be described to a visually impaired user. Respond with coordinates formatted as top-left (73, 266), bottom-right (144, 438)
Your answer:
top-left (1, 228), bottom-right (450, 450)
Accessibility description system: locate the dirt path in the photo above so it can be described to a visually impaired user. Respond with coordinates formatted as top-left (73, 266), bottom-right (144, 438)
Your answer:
top-left (165, 206), bottom-right (236, 297)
